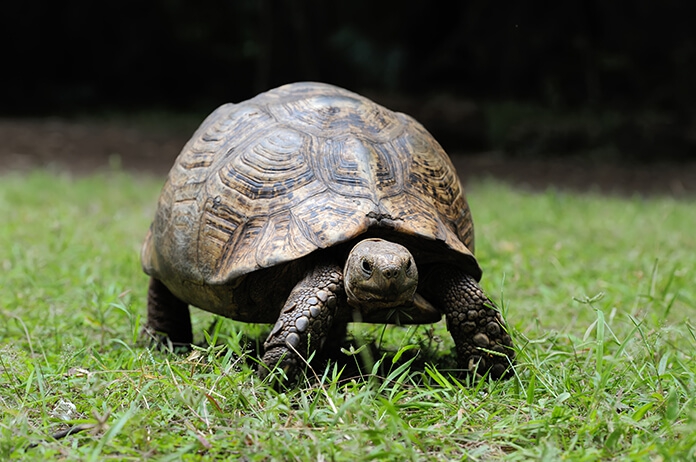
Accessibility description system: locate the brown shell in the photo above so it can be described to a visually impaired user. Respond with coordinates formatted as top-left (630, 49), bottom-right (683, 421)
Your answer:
top-left (142, 82), bottom-right (480, 309)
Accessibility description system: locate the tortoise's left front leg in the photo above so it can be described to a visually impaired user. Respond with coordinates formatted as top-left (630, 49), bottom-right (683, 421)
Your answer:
top-left (424, 266), bottom-right (515, 380)
top-left (259, 262), bottom-right (345, 380)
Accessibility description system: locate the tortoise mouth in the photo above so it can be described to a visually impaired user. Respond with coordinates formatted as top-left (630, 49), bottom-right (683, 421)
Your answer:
top-left (345, 278), bottom-right (417, 312)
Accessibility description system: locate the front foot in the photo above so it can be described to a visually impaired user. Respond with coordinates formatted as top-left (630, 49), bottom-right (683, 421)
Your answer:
top-left (258, 346), bottom-right (301, 381)
top-left (451, 299), bottom-right (514, 380)
top-left (259, 263), bottom-right (344, 381)
top-left (427, 268), bottom-right (515, 380)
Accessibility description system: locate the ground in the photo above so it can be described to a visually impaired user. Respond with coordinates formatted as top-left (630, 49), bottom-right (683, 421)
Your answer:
top-left (2, 118), bottom-right (694, 196)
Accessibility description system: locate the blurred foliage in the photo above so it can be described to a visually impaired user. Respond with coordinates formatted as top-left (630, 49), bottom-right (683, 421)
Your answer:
top-left (2, 0), bottom-right (695, 158)
top-left (3, 0), bottom-right (695, 111)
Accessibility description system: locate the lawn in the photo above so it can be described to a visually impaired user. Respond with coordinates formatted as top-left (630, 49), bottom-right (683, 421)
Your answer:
top-left (1, 169), bottom-right (695, 460)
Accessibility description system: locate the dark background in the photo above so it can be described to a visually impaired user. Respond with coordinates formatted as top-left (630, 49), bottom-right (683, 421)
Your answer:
top-left (2, 0), bottom-right (696, 166)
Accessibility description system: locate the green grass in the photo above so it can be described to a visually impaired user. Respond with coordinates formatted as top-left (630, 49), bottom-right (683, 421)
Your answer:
top-left (1, 169), bottom-right (695, 460)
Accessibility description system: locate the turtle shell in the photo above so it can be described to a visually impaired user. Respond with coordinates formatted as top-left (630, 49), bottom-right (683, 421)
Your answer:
top-left (141, 82), bottom-right (480, 314)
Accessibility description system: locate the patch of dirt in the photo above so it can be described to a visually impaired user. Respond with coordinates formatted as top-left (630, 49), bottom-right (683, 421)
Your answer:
top-left (0, 118), bottom-right (188, 174)
top-left (1, 118), bottom-right (694, 197)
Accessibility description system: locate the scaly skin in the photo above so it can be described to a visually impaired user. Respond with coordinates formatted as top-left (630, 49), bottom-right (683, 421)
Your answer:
top-left (259, 263), bottom-right (344, 379)
top-left (424, 266), bottom-right (514, 379)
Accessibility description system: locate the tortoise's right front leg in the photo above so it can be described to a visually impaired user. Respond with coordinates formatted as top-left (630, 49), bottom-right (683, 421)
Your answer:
top-left (144, 277), bottom-right (193, 349)
top-left (259, 263), bottom-right (344, 380)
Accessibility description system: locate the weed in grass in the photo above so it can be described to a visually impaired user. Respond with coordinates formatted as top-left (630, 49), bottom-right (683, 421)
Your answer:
top-left (1, 171), bottom-right (695, 460)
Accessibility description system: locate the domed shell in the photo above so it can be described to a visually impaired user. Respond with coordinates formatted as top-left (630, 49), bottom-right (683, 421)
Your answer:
top-left (142, 82), bottom-right (480, 292)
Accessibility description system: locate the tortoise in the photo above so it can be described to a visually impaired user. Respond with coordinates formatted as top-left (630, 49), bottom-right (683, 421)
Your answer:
top-left (141, 82), bottom-right (514, 380)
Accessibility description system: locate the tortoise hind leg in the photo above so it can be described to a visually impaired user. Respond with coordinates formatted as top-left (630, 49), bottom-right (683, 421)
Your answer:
top-left (259, 263), bottom-right (344, 380)
top-left (144, 277), bottom-right (193, 350)
top-left (424, 266), bottom-right (515, 380)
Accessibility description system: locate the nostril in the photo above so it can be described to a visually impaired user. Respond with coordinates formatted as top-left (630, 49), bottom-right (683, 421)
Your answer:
top-left (382, 266), bottom-right (399, 279)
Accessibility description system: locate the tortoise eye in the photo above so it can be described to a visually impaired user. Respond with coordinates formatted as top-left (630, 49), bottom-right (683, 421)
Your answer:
top-left (361, 259), bottom-right (373, 276)
top-left (405, 259), bottom-right (412, 270)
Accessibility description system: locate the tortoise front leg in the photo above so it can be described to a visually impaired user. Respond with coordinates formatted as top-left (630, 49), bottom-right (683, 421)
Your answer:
top-left (259, 263), bottom-right (344, 379)
top-left (144, 277), bottom-right (193, 349)
top-left (425, 267), bottom-right (514, 380)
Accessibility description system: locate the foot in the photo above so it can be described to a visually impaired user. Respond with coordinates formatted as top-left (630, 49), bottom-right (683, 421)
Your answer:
top-left (425, 267), bottom-right (514, 379)
top-left (259, 263), bottom-right (344, 380)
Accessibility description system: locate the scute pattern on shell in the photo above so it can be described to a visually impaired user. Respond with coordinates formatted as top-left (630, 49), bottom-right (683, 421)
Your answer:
top-left (142, 82), bottom-right (477, 288)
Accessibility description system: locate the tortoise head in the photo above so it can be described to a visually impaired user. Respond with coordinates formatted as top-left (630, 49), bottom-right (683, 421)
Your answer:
top-left (344, 238), bottom-right (419, 317)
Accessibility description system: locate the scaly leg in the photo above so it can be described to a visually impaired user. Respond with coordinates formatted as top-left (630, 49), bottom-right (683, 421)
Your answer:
top-left (259, 263), bottom-right (344, 379)
top-left (425, 267), bottom-right (514, 379)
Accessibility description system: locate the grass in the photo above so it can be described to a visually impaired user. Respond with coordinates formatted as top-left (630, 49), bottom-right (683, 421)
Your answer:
top-left (1, 169), bottom-right (695, 460)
